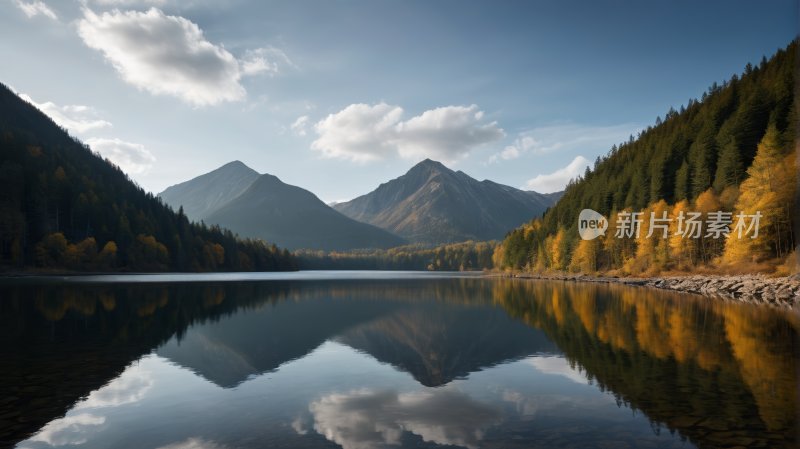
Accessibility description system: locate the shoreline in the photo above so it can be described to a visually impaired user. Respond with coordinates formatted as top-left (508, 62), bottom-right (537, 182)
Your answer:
top-left (4, 268), bottom-right (798, 310)
top-left (486, 272), bottom-right (800, 310)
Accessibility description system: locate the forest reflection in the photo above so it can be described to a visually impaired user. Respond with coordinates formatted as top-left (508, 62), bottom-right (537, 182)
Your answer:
top-left (1, 277), bottom-right (796, 448)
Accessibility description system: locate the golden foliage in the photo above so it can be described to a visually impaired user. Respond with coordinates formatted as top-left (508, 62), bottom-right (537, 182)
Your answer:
top-left (127, 234), bottom-right (169, 271)
top-left (490, 279), bottom-right (795, 431)
top-left (724, 125), bottom-right (796, 264)
top-left (35, 232), bottom-right (67, 268)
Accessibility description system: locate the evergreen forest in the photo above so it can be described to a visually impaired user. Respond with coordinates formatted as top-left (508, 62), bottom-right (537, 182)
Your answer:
top-left (293, 240), bottom-right (499, 271)
top-left (497, 40), bottom-right (797, 276)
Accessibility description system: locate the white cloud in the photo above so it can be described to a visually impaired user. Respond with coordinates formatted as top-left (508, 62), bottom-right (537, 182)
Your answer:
top-left (312, 102), bottom-right (402, 162)
top-left (74, 369), bottom-right (154, 409)
top-left (488, 136), bottom-right (537, 164)
top-left (17, 93), bottom-right (112, 134)
top-left (240, 46), bottom-right (294, 76)
top-left (13, 0), bottom-right (57, 19)
top-left (243, 94), bottom-right (269, 112)
top-left (523, 156), bottom-right (591, 193)
top-left (311, 103), bottom-right (504, 163)
top-left (310, 389), bottom-right (503, 449)
top-left (290, 115), bottom-right (308, 136)
top-left (395, 105), bottom-right (505, 161)
top-left (86, 137), bottom-right (156, 174)
top-left (525, 122), bottom-right (637, 155)
top-left (488, 123), bottom-right (638, 164)
top-left (155, 437), bottom-right (227, 449)
top-left (525, 356), bottom-right (589, 385)
top-left (29, 413), bottom-right (106, 446)
top-left (77, 7), bottom-right (245, 106)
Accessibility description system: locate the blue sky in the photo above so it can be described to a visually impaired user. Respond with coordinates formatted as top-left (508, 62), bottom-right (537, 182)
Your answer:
top-left (1, 0), bottom-right (796, 202)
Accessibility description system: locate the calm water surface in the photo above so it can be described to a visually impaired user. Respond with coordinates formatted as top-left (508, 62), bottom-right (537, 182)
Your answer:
top-left (0, 272), bottom-right (797, 449)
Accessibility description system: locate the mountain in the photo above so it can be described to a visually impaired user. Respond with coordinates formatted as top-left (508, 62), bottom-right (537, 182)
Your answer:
top-left (203, 173), bottom-right (407, 251)
top-left (0, 82), bottom-right (295, 272)
top-left (158, 161), bottom-right (259, 222)
top-left (332, 159), bottom-right (559, 244)
top-left (541, 191), bottom-right (564, 203)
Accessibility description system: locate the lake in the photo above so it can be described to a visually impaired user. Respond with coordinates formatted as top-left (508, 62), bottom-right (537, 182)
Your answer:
top-left (0, 272), bottom-right (796, 449)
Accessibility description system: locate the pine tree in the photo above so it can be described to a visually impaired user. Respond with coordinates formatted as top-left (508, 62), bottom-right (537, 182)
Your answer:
top-left (713, 137), bottom-right (744, 191)
top-left (674, 159), bottom-right (690, 202)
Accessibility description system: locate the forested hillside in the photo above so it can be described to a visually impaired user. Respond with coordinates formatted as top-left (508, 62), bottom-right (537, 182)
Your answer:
top-left (293, 240), bottom-right (499, 271)
top-left (0, 82), bottom-right (296, 272)
top-left (499, 40), bottom-right (796, 275)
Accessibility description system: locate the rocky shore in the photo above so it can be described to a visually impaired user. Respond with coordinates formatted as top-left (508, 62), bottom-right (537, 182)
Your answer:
top-left (489, 272), bottom-right (800, 309)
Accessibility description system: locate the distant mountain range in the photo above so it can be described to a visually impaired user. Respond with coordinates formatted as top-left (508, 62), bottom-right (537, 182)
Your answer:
top-left (159, 164), bottom-right (406, 252)
top-left (332, 159), bottom-right (561, 244)
top-left (160, 159), bottom-right (561, 250)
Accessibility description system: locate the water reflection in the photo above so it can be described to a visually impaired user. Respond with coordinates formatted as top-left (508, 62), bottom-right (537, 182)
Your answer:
top-left (309, 388), bottom-right (502, 449)
top-left (494, 280), bottom-right (797, 444)
top-left (0, 275), bottom-right (796, 449)
top-left (26, 414), bottom-right (106, 447)
top-left (524, 356), bottom-right (589, 385)
top-left (74, 369), bottom-right (154, 410)
top-left (154, 437), bottom-right (226, 449)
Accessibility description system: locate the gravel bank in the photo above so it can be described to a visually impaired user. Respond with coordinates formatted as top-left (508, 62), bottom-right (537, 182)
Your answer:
top-left (489, 272), bottom-right (800, 309)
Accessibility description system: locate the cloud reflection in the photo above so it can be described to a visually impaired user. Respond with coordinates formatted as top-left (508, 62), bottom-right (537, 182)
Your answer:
top-left (292, 416), bottom-right (308, 435)
top-left (310, 388), bottom-right (503, 449)
top-left (525, 356), bottom-right (589, 385)
top-left (155, 437), bottom-right (227, 449)
top-left (74, 369), bottom-right (154, 409)
top-left (28, 413), bottom-right (106, 446)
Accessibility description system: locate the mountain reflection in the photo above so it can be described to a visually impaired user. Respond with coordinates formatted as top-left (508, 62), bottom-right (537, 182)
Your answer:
top-left (1, 276), bottom-right (797, 449)
top-left (156, 293), bottom-right (411, 387)
top-left (334, 306), bottom-right (558, 386)
top-left (308, 388), bottom-right (503, 449)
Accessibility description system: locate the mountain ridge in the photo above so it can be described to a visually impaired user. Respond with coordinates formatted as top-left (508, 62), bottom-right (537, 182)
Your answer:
top-left (158, 160), bottom-right (259, 222)
top-left (332, 159), bottom-right (560, 244)
top-left (200, 172), bottom-right (407, 252)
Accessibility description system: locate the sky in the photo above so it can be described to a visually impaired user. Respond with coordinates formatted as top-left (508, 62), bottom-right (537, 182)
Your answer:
top-left (0, 0), bottom-right (797, 203)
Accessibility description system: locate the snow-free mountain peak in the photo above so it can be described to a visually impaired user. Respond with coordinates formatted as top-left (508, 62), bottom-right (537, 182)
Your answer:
top-left (333, 159), bottom-right (561, 244)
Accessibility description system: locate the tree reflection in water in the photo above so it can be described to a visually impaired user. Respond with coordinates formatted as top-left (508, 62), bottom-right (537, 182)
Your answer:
top-left (0, 276), bottom-right (796, 448)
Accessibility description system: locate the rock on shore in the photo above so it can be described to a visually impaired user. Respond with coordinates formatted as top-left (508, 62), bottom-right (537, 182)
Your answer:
top-left (491, 273), bottom-right (800, 309)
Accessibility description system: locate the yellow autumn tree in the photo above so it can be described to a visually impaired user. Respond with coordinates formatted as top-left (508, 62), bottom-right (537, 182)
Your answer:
top-left (636, 200), bottom-right (671, 267)
top-left (127, 234), bottom-right (169, 271)
top-left (96, 241), bottom-right (118, 269)
top-left (549, 229), bottom-right (567, 271)
top-left (76, 238), bottom-right (98, 268)
top-left (569, 238), bottom-right (597, 273)
top-left (668, 199), bottom-right (693, 269)
top-left (694, 189), bottom-right (724, 263)
top-left (724, 124), bottom-right (796, 263)
top-left (202, 242), bottom-right (225, 270)
top-left (492, 244), bottom-right (504, 270)
top-left (35, 233), bottom-right (67, 268)
top-left (62, 244), bottom-right (81, 270)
